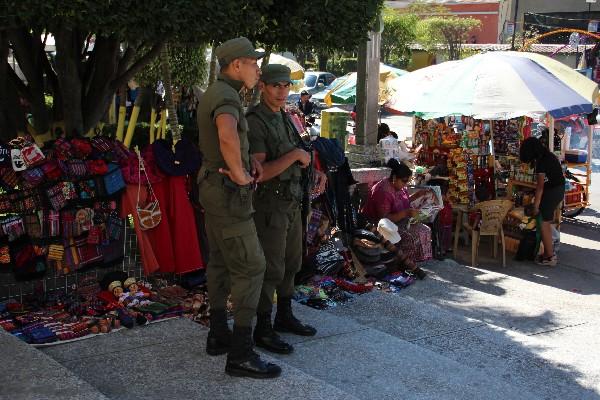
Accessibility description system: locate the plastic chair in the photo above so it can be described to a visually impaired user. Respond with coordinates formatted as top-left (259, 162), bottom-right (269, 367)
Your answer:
top-left (462, 200), bottom-right (513, 267)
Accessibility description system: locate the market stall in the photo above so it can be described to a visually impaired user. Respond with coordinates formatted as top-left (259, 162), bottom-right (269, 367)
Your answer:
top-left (385, 51), bottom-right (598, 258)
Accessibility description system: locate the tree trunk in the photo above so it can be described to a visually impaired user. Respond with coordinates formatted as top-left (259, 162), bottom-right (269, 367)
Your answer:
top-left (317, 52), bottom-right (329, 71)
top-left (0, 33), bottom-right (22, 140)
top-left (208, 44), bottom-right (218, 85)
top-left (55, 28), bottom-right (84, 136)
top-left (160, 44), bottom-right (181, 141)
top-left (7, 28), bottom-right (51, 134)
top-left (82, 36), bottom-right (120, 133)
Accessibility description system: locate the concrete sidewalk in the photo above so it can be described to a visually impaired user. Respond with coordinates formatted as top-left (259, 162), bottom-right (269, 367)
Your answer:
top-left (2, 231), bottom-right (600, 399)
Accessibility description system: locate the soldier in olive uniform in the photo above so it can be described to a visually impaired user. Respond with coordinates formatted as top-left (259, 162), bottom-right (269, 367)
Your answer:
top-left (247, 64), bottom-right (327, 354)
top-left (197, 37), bottom-right (280, 379)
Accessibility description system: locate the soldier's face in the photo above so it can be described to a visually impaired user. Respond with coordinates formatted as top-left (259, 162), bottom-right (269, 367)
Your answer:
top-left (260, 81), bottom-right (291, 110)
top-left (236, 57), bottom-right (261, 89)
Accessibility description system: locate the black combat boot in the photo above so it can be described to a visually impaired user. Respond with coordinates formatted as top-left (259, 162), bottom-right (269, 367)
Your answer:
top-left (273, 297), bottom-right (317, 336)
top-left (225, 326), bottom-right (282, 379)
top-left (206, 309), bottom-right (231, 356)
top-left (253, 312), bottom-right (294, 354)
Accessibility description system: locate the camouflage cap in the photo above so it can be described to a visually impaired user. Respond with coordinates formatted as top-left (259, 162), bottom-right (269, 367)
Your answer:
top-left (260, 64), bottom-right (292, 84)
top-left (215, 37), bottom-right (265, 65)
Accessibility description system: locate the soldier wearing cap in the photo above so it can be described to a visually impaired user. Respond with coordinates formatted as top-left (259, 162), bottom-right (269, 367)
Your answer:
top-left (197, 37), bottom-right (280, 379)
top-left (247, 64), bottom-right (327, 355)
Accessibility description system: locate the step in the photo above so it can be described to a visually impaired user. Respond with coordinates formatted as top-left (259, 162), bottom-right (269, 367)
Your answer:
top-left (40, 318), bottom-right (357, 400)
top-left (270, 303), bottom-right (537, 400)
top-left (321, 290), bottom-right (600, 399)
top-left (0, 329), bottom-right (108, 400)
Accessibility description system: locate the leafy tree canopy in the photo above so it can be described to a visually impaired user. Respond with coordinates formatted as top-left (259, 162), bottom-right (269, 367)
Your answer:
top-left (416, 15), bottom-right (481, 60)
top-left (381, 8), bottom-right (417, 68)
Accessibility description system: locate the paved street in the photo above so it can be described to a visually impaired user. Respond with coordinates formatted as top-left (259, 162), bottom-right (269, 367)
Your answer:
top-left (2, 221), bottom-right (599, 399)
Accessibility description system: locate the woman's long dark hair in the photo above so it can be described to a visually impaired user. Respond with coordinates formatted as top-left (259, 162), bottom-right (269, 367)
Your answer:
top-left (520, 136), bottom-right (551, 166)
top-left (387, 158), bottom-right (412, 180)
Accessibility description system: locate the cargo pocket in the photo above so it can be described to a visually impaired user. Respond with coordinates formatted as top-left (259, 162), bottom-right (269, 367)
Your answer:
top-left (221, 219), bottom-right (263, 266)
top-left (227, 188), bottom-right (254, 219)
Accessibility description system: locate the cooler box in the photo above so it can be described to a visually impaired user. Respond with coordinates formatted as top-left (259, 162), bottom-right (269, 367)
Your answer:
top-left (565, 183), bottom-right (584, 206)
top-left (320, 107), bottom-right (349, 149)
top-left (565, 149), bottom-right (587, 163)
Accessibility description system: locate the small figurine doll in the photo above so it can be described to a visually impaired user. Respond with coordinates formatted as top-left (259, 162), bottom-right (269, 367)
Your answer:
top-left (123, 277), bottom-right (150, 307)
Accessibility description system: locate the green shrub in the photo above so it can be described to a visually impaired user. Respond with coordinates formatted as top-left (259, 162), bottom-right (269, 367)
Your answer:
top-left (326, 57), bottom-right (357, 76)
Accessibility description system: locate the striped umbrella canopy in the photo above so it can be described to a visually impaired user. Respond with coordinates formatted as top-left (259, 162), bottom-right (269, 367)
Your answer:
top-left (260, 53), bottom-right (304, 80)
top-left (385, 51), bottom-right (596, 120)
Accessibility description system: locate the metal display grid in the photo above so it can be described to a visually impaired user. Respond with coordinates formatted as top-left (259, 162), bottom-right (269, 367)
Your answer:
top-left (0, 221), bottom-right (143, 303)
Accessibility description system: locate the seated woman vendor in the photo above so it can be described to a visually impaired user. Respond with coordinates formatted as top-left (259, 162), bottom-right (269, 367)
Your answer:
top-left (362, 158), bottom-right (432, 262)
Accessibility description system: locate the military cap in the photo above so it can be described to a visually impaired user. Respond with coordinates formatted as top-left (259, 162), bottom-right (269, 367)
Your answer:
top-left (215, 37), bottom-right (265, 65)
top-left (260, 64), bottom-right (292, 84)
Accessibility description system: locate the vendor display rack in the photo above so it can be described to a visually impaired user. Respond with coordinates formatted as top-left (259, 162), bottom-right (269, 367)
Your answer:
top-left (412, 112), bottom-right (594, 254)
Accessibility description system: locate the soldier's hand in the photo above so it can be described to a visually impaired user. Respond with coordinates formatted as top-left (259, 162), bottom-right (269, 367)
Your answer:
top-left (295, 148), bottom-right (311, 168)
top-left (218, 168), bottom-right (253, 186)
top-left (250, 155), bottom-right (264, 183)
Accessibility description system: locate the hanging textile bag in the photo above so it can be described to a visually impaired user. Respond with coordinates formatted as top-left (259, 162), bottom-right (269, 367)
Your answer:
top-left (1, 216), bottom-right (26, 242)
top-left (91, 136), bottom-right (113, 153)
top-left (77, 179), bottom-right (97, 200)
top-left (135, 153), bottom-right (161, 230)
top-left (24, 214), bottom-right (42, 239)
top-left (41, 159), bottom-right (63, 181)
top-left (60, 209), bottom-right (81, 239)
top-left (53, 138), bottom-right (73, 160)
top-left (66, 159), bottom-right (88, 179)
top-left (41, 209), bottom-right (60, 238)
top-left (0, 142), bottom-right (12, 167)
top-left (86, 159), bottom-right (108, 176)
top-left (64, 235), bottom-right (103, 271)
top-left (0, 166), bottom-right (18, 190)
top-left (10, 238), bottom-right (47, 281)
top-left (9, 137), bottom-right (46, 168)
top-left (105, 212), bottom-right (124, 241)
top-left (70, 138), bottom-right (93, 159)
top-left (46, 181), bottom-right (78, 210)
top-left (21, 167), bottom-right (45, 188)
top-left (22, 189), bottom-right (43, 211)
top-left (102, 163), bottom-right (126, 196)
top-left (0, 242), bottom-right (11, 270)
top-left (10, 147), bottom-right (26, 171)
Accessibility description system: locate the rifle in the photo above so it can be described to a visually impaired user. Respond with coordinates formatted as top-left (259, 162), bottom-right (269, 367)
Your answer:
top-left (283, 111), bottom-right (314, 255)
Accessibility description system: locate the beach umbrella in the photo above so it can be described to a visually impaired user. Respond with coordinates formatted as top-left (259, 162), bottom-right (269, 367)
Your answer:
top-left (260, 53), bottom-right (304, 80)
top-left (385, 51), bottom-right (596, 120)
top-left (324, 63), bottom-right (407, 106)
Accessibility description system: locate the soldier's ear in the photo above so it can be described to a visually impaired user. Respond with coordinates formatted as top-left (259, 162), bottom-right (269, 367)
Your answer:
top-left (257, 81), bottom-right (265, 91)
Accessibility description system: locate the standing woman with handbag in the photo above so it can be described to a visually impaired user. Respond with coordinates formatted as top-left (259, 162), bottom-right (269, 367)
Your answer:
top-left (519, 135), bottom-right (565, 266)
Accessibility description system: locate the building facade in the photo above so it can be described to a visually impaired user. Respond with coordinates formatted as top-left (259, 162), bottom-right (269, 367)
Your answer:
top-left (385, 0), bottom-right (512, 44)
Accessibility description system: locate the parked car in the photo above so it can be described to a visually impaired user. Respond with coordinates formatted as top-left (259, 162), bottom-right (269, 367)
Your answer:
top-left (288, 71), bottom-right (336, 103)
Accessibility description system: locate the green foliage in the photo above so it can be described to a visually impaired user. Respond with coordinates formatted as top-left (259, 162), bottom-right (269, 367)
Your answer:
top-left (416, 16), bottom-right (481, 60)
top-left (381, 9), bottom-right (417, 68)
top-left (253, 0), bottom-right (385, 53)
top-left (137, 45), bottom-right (208, 88)
top-left (404, 1), bottom-right (450, 16)
top-left (2, 0), bottom-right (274, 44)
top-left (326, 58), bottom-right (358, 76)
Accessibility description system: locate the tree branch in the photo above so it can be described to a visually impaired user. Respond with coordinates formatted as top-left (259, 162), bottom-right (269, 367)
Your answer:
top-left (117, 45), bottom-right (136, 76)
top-left (6, 62), bottom-right (32, 101)
top-left (111, 41), bottom-right (164, 91)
